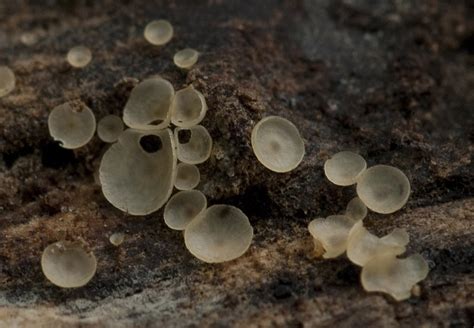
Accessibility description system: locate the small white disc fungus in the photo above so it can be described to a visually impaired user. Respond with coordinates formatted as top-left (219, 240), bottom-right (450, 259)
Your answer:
top-left (164, 190), bottom-right (207, 230)
top-left (251, 116), bottom-right (305, 173)
top-left (324, 151), bottom-right (367, 186)
top-left (174, 125), bottom-right (213, 164)
top-left (173, 48), bottom-right (199, 69)
top-left (144, 20), bottom-right (173, 46)
top-left (97, 115), bottom-right (124, 143)
top-left (361, 253), bottom-right (429, 301)
top-left (184, 205), bottom-right (253, 263)
top-left (346, 221), bottom-right (409, 267)
top-left (175, 163), bottom-right (200, 190)
top-left (99, 128), bottom-right (177, 215)
top-left (0, 66), bottom-right (16, 97)
top-left (109, 232), bottom-right (125, 246)
top-left (48, 101), bottom-right (96, 149)
top-left (356, 165), bottom-right (411, 214)
top-left (67, 46), bottom-right (92, 68)
top-left (41, 241), bottom-right (97, 288)
top-left (170, 85), bottom-right (207, 128)
top-left (345, 197), bottom-right (368, 221)
top-left (308, 215), bottom-right (356, 259)
top-left (123, 77), bottom-right (175, 130)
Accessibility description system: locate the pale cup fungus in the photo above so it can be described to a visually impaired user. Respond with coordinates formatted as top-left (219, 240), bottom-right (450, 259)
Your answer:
top-left (184, 205), bottom-right (253, 263)
top-left (41, 241), bottom-right (97, 288)
top-left (97, 115), bottom-right (124, 143)
top-left (170, 85), bottom-right (207, 128)
top-left (175, 163), bottom-right (200, 190)
top-left (164, 190), bottom-right (207, 230)
top-left (48, 101), bottom-right (96, 149)
top-left (173, 48), bottom-right (199, 69)
top-left (0, 66), bottom-right (16, 97)
top-left (345, 197), bottom-right (368, 221)
top-left (308, 215), bottom-right (356, 258)
top-left (174, 125), bottom-right (213, 164)
top-left (251, 116), bottom-right (305, 173)
top-left (144, 20), bottom-right (173, 46)
top-left (324, 151), bottom-right (367, 186)
top-left (109, 232), bottom-right (125, 246)
top-left (67, 46), bottom-right (92, 68)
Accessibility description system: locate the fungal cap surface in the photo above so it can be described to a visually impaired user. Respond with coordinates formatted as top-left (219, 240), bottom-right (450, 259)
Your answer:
top-left (173, 48), bottom-right (199, 69)
top-left (97, 115), bottom-right (124, 143)
top-left (345, 197), bottom-right (368, 221)
top-left (164, 190), bottom-right (207, 230)
top-left (175, 163), bottom-right (200, 190)
top-left (361, 253), bottom-right (429, 301)
top-left (41, 241), bottom-right (97, 288)
top-left (109, 232), bottom-right (125, 246)
top-left (170, 85), bottom-right (207, 128)
top-left (324, 151), bottom-right (367, 186)
top-left (144, 19), bottom-right (173, 45)
top-left (67, 46), bottom-right (92, 68)
top-left (356, 165), bottom-right (411, 214)
top-left (184, 205), bottom-right (253, 263)
top-left (0, 66), bottom-right (16, 97)
top-left (308, 215), bottom-right (356, 258)
top-left (174, 125), bottom-right (213, 164)
top-left (251, 116), bottom-right (305, 173)
top-left (48, 101), bottom-right (96, 149)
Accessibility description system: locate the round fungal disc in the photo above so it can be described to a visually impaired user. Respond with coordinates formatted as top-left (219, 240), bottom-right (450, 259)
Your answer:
top-left (170, 85), bottom-right (207, 128)
top-left (97, 115), bottom-right (124, 143)
top-left (67, 46), bottom-right (92, 68)
top-left (48, 101), bottom-right (96, 149)
top-left (99, 128), bottom-right (177, 215)
top-left (173, 48), bottom-right (199, 69)
top-left (144, 19), bottom-right (173, 45)
top-left (361, 253), bottom-right (429, 301)
top-left (123, 77), bottom-right (175, 130)
top-left (308, 215), bottom-right (356, 259)
top-left (109, 232), bottom-right (125, 246)
top-left (41, 241), bottom-right (97, 288)
top-left (251, 116), bottom-right (305, 173)
top-left (174, 125), bottom-right (212, 164)
top-left (345, 197), bottom-right (368, 221)
top-left (184, 205), bottom-right (253, 263)
top-left (346, 221), bottom-right (409, 266)
top-left (324, 151), bottom-right (367, 186)
top-left (0, 66), bottom-right (15, 97)
top-left (175, 163), bottom-right (200, 190)
top-left (164, 190), bottom-right (207, 230)
top-left (356, 165), bottom-right (411, 214)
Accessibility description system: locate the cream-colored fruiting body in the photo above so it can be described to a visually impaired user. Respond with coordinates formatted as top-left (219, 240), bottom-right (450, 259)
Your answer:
top-left (175, 163), bottom-right (200, 190)
top-left (41, 241), bottom-right (97, 288)
top-left (251, 116), bottom-right (305, 173)
top-left (174, 125), bottom-right (213, 164)
top-left (308, 215), bottom-right (356, 258)
top-left (356, 165), bottom-right (411, 214)
top-left (345, 197), bottom-right (368, 221)
top-left (0, 66), bottom-right (16, 97)
top-left (361, 253), bottom-right (429, 301)
top-left (67, 46), bottom-right (92, 68)
top-left (48, 101), bottom-right (96, 149)
top-left (97, 115), bottom-right (124, 143)
top-left (164, 190), bottom-right (207, 230)
top-left (123, 77), bottom-right (174, 130)
top-left (99, 128), bottom-right (177, 215)
top-left (20, 32), bottom-right (38, 46)
top-left (144, 20), bottom-right (173, 45)
top-left (171, 86), bottom-right (207, 128)
top-left (346, 221), bottom-right (409, 266)
top-left (109, 232), bottom-right (125, 246)
top-left (324, 151), bottom-right (367, 186)
top-left (173, 48), bottom-right (199, 69)
top-left (184, 205), bottom-right (253, 263)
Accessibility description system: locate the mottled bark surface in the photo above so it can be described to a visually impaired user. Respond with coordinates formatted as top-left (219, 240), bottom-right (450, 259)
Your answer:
top-left (0, 0), bottom-right (473, 327)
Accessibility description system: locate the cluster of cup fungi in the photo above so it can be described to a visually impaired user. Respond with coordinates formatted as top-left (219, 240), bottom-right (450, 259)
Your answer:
top-left (1, 18), bottom-right (429, 300)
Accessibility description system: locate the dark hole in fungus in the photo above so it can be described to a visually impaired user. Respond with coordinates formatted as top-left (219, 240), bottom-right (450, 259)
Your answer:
top-left (149, 119), bottom-right (164, 126)
top-left (178, 129), bottom-right (191, 144)
top-left (139, 135), bottom-right (162, 153)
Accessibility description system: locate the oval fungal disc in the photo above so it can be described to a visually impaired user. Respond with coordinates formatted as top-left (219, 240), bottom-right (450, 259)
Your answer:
top-left (324, 151), bottom-right (367, 186)
top-left (308, 215), bottom-right (356, 259)
top-left (123, 77), bottom-right (174, 130)
top-left (356, 165), bottom-right (411, 214)
top-left (144, 19), bottom-right (173, 46)
top-left (175, 163), bottom-right (200, 190)
top-left (173, 48), bottom-right (199, 69)
top-left (109, 232), bottom-right (125, 246)
top-left (164, 190), bottom-right (207, 230)
top-left (97, 115), bottom-right (124, 143)
top-left (251, 116), bottom-right (305, 173)
top-left (48, 101), bottom-right (96, 149)
top-left (41, 241), bottom-right (97, 288)
top-left (170, 85), bottom-right (207, 128)
top-left (0, 66), bottom-right (16, 97)
top-left (346, 221), bottom-right (409, 266)
top-left (174, 125), bottom-right (212, 164)
top-left (67, 46), bottom-right (92, 68)
top-left (184, 205), bottom-right (253, 263)
top-left (345, 197), bottom-right (368, 221)
top-left (99, 128), bottom-right (177, 215)
top-left (361, 253), bottom-right (429, 301)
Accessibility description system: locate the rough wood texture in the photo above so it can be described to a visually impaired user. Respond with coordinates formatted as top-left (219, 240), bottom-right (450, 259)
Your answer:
top-left (0, 0), bottom-right (473, 327)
